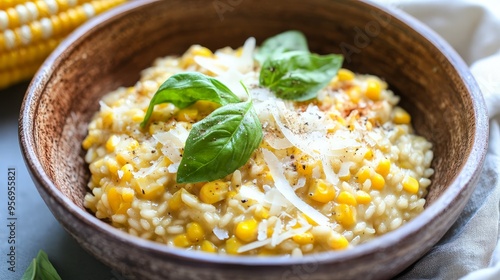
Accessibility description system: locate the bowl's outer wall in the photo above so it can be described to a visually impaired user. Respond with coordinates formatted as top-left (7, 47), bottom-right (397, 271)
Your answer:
top-left (20, 0), bottom-right (488, 279)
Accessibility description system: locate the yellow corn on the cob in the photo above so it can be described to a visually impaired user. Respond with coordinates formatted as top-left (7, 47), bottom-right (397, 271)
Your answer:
top-left (0, 0), bottom-right (128, 90)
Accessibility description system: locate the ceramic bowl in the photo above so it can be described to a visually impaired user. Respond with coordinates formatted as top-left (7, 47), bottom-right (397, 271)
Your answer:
top-left (19, 0), bottom-right (488, 279)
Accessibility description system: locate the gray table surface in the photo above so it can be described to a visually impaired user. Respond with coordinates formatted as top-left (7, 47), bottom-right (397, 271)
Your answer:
top-left (0, 82), bottom-right (116, 280)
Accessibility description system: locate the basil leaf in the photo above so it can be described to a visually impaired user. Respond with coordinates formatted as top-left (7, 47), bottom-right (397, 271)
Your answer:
top-left (177, 100), bottom-right (263, 183)
top-left (22, 250), bottom-right (61, 280)
top-left (259, 51), bottom-right (343, 101)
top-left (141, 72), bottom-right (240, 127)
top-left (255, 30), bottom-right (309, 64)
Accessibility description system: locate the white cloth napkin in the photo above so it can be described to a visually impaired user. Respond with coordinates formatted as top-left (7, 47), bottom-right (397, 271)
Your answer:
top-left (372, 0), bottom-right (500, 279)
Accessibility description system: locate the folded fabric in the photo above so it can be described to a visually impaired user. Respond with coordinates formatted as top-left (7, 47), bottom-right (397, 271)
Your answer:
top-left (372, 0), bottom-right (500, 279)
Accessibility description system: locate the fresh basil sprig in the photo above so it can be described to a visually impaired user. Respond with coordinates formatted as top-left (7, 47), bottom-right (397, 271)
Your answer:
top-left (22, 250), bottom-right (62, 280)
top-left (141, 72), bottom-right (240, 128)
top-left (177, 100), bottom-right (263, 183)
top-left (257, 31), bottom-right (344, 101)
top-left (141, 72), bottom-right (262, 183)
top-left (260, 51), bottom-right (343, 101)
top-left (254, 30), bottom-right (309, 64)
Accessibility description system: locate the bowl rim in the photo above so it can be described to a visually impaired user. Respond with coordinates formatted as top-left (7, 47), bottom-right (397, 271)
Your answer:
top-left (19, 0), bottom-right (489, 268)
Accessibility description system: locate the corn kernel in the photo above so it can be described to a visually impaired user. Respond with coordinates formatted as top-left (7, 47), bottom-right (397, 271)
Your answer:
top-left (173, 234), bottom-right (191, 248)
top-left (175, 107), bottom-right (198, 122)
top-left (255, 207), bottom-right (270, 219)
top-left (356, 166), bottom-right (371, 183)
top-left (199, 180), bottom-right (229, 204)
top-left (105, 135), bottom-right (120, 152)
top-left (337, 191), bottom-right (357, 206)
top-left (362, 149), bottom-right (372, 161)
top-left (337, 68), bottom-right (355, 81)
top-left (121, 188), bottom-right (135, 203)
top-left (82, 135), bottom-right (94, 149)
top-left (355, 190), bottom-right (371, 204)
top-left (371, 173), bottom-right (385, 190)
top-left (402, 176), bottom-right (419, 194)
top-left (226, 236), bottom-right (242, 254)
top-left (120, 164), bottom-right (133, 181)
top-left (335, 204), bottom-right (356, 228)
top-left (201, 240), bottom-right (217, 253)
top-left (308, 179), bottom-right (335, 203)
top-left (296, 155), bottom-right (320, 177)
top-left (393, 107), bottom-right (411, 124)
top-left (292, 232), bottom-right (315, 245)
top-left (235, 219), bottom-right (258, 242)
top-left (365, 79), bottom-right (381, 100)
top-left (347, 86), bottom-right (362, 103)
top-left (136, 178), bottom-right (165, 200)
top-left (328, 232), bottom-right (349, 250)
top-left (106, 158), bottom-right (119, 175)
top-left (186, 222), bottom-right (205, 243)
top-left (376, 159), bottom-right (391, 177)
top-left (107, 187), bottom-right (121, 213)
top-left (366, 120), bottom-right (373, 131)
top-left (192, 45), bottom-right (213, 57)
top-left (169, 190), bottom-right (183, 211)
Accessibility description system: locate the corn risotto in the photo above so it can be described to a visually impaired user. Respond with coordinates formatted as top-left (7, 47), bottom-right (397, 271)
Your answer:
top-left (83, 37), bottom-right (434, 256)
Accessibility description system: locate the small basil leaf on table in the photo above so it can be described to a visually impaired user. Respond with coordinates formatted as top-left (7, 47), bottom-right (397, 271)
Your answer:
top-left (177, 100), bottom-right (263, 183)
top-left (22, 250), bottom-right (62, 280)
top-left (259, 51), bottom-right (343, 101)
top-left (141, 72), bottom-right (240, 127)
top-left (255, 30), bottom-right (309, 64)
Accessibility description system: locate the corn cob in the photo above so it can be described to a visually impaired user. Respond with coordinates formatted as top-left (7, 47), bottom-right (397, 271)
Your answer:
top-left (0, 0), bottom-right (127, 90)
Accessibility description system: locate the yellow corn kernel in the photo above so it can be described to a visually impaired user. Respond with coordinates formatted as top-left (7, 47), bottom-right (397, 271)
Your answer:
top-left (365, 79), bottom-right (381, 100)
top-left (121, 188), bottom-right (134, 203)
top-left (107, 187), bottom-right (121, 213)
top-left (356, 166), bottom-right (371, 183)
top-left (334, 204), bottom-right (356, 228)
top-left (186, 222), bottom-right (205, 243)
top-left (175, 107), bottom-right (198, 122)
top-left (131, 109), bottom-right (146, 123)
top-left (199, 180), bottom-right (229, 204)
top-left (355, 190), bottom-right (371, 204)
top-left (308, 179), bottom-right (335, 203)
top-left (376, 159), bottom-right (391, 177)
top-left (82, 135), bottom-right (94, 149)
top-left (201, 240), bottom-right (217, 253)
top-left (364, 148), bottom-right (373, 159)
top-left (292, 232), bottom-right (315, 245)
top-left (169, 190), bottom-right (183, 211)
top-left (337, 68), bottom-right (355, 81)
top-left (255, 207), bottom-right (269, 220)
top-left (194, 100), bottom-right (220, 116)
top-left (393, 107), bottom-right (411, 124)
top-left (119, 164), bottom-right (133, 182)
top-left (328, 232), bottom-right (349, 250)
top-left (192, 45), bottom-right (213, 57)
top-left (371, 173), bottom-right (385, 190)
top-left (173, 234), bottom-right (191, 248)
top-left (115, 202), bottom-right (131, 215)
top-left (226, 236), bottom-right (242, 255)
top-left (235, 219), bottom-right (258, 242)
top-left (135, 177), bottom-right (165, 200)
top-left (366, 120), bottom-right (373, 131)
top-left (105, 135), bottom-right (120, 152)
top-left (347, 86), bottom-right (362, 103)
top-left (296, 155), bottom-right (321, 177)
top-left (126, 139), bottom-right (139, 151)
top-left (106, 158), bottom-right (119, 175)
top-left (402, 176), bottom-right (419, 194)
top-left (337, 191), bottom-right (357, 206)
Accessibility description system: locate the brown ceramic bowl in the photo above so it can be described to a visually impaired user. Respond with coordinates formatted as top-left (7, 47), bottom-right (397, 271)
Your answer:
top-left (20, 0), bottom-right (488, 279)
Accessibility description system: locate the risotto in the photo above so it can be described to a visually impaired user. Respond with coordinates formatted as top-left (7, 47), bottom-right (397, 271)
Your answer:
top-left (83, 32), bottom-right (434, 256)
